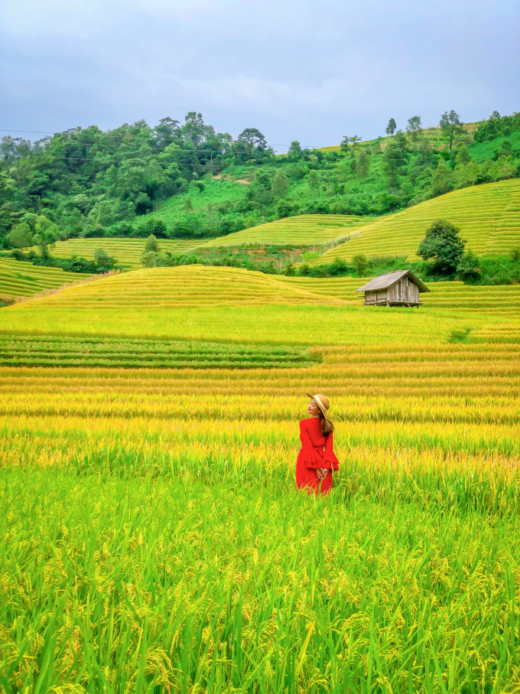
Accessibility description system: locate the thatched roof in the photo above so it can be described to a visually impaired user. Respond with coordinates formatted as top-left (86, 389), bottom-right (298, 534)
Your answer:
top-left (356, 270), bottom-right (430, 293)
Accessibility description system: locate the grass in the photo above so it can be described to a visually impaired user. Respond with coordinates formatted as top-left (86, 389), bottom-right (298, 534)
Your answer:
top-left (199, 215), bottom-right (377, 248)
top-left (314, 179), bottom-right (520, 263)
top-left (0, 257), bottom-right (89, 298)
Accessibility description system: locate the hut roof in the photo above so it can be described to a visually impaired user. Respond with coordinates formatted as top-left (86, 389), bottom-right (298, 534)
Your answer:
top-left (356, 270), bottom-right (430, 293)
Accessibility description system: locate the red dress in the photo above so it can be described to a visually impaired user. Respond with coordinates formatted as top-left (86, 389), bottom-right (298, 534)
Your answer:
top-left (296, 418), bottom-right (340, 495)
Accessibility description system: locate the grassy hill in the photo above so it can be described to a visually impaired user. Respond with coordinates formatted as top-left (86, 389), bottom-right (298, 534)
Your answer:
top-left (0, 257), bottom-right (89, 299)
top-left (12, 265), bottom-right (349, 310)
top-left (313, 179), bottom-right (520, 263)
top-left (200, 214), bottom-right (376, 247)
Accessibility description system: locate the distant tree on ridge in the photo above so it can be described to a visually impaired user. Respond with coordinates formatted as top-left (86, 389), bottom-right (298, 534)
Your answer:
top-left (385, 118), bottom-right (397, 136)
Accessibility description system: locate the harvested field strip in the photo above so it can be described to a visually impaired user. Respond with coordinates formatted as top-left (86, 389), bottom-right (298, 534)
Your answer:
top-left (313, 179), bottom-right (520, 262)
top-left (0, 257), bottom-right (89, 297)
top-left (201, 214), bottom-right (378, 247)
top-left (32, 238), bottom-right (207, 267)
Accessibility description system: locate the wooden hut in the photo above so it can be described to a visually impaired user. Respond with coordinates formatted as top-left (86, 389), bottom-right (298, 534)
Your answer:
top-left (356, 270), bottom-right (430, 307)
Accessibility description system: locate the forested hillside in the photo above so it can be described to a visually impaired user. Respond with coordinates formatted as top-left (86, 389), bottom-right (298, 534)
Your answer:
top-left (1, 110), bottom-right (519, 250)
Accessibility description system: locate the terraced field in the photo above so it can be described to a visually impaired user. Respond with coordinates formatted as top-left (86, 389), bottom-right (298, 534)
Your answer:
top-left (201, 214), bottom-right (376, 247)
top-left (2, 261), bottom-right (520, 691)
top-left (0, 256), bottom-right (89, 298)
top-left (314, 179), bottom-right (520, 262)
top-left (2, 266), bottom-right (520, 349)
top-left (11, 263), bottom-right (516, 314)
top-left (280, 276), bottom-right (520, 315)
top-left (2, 337), bottom-right (519, 691)
top-left (39, 238), bottom-right (207, 268)
top-left (0, 335), bottom-right (316, 369)
top-left (6, 265), bottom-right (347, 309)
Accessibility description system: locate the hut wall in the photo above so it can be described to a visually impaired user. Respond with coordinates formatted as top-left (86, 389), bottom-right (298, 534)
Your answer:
top-left (386, 278), bottom-right (421, 304)
top-left (408, 282), bottom-right (420, 303)
top-left (364, 290), bottom-right (388, 305)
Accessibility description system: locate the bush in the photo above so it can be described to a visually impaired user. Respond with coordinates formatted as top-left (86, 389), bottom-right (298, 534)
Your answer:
top-left (352, 254), bottom-right (370, 276)
top-left (133, 218), bottom-right (168, 238)
top-left (144, 234), bottom-right (160, 253)
top-left (456, 251), bottom-right (482, 282)
top-left (94, 248), bottom-right (117, 271)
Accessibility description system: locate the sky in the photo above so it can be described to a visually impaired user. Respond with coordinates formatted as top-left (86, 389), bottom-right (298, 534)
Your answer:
top-left (0, 0), bottom-right (518, 151)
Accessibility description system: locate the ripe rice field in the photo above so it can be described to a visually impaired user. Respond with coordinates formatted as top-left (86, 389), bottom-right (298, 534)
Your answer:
top-left (40, 238), bottom-right (208, 268)
top-left (201, 215), bottom-right (376, 247)
top-left (1, 265), bottom-right (520, 692)
top-left (314, 179), bottom-right (520, 263)
top-left (0, 256), bottom-right (89, 298)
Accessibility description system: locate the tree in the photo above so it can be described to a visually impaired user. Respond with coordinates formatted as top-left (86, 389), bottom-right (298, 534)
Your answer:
top-left (307, 170), bottom-right (319, 190)
top-left (352, 254), bottom-right (370, 276)
top-left (184, 197), bottom-right (193, 212)
top-left (33, 215), bottom-right (59, 258)
top-left (356, 151), bottom-right (370, 181)
top-left (498, 140), bottom-right (512, 157)
top-left (440, 110), bottom-right (465, 151)
top-left (406, 116), bottom-right (422, 148)
top-left (349, 135), bottom-right (362, 153)
top-left (181, 112), bottom-right (213, 147)
top-left (385, 118), bottom-right (397, 136)
top-left (456, 250), bottom-right (481, 281)
top-left (277, 200), bottom-right (297, 219)
top-left (8, 222), bottom-right (33, 249)
top-left (272, 170), bottom-right (289, 198)
top-left (94, 247), bottom-right (116, 269)
top-left (455, 145), bottom-right (471, 165)
top-left (341, 135), bottom-right (362, 155)
top-left (287, 141), bottom-right (302, 161)
top-left (236, 128), bottom-right (270, 162)
top-left (340, 136), bottom-right (350, 154)
top-left (417, 219), bottom-right (465, 273)
top-left (432, 161), bottom-right (455, 196)
top-left (382, 141), bottom-right (408, 189)
top-left (144, 234), bottom-right (159, 253)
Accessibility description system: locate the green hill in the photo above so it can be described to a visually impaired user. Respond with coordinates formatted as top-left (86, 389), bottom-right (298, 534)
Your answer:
top-left (1, 111), bottom-right (519, 257)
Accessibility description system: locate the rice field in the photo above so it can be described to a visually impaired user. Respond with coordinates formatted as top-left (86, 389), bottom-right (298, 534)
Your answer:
top-left (200, 215), bottom-right (376, 247)
top-left (40, 238), bottom-right (208, 268)
top-left (1, 264), bottom-right (520, 691)
top-left (314, 179), bottom-right (520, 263)
top-left (0, 256), bottom-right (89, 298)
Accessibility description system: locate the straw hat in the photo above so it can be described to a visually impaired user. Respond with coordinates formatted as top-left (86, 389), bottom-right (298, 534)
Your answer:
top-left (306, 393), bottom-right (330, 416)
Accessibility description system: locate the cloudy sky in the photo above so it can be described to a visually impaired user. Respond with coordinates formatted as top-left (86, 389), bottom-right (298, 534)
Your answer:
top-left (0, 0), bottom-right (518, 150)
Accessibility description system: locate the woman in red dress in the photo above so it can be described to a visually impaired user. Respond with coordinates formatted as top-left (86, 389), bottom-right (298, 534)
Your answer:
top-left (296, 393), bottom-right (339, 495)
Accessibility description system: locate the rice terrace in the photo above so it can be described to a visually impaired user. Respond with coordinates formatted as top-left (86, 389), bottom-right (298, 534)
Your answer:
top-left (1, 105), bottom-right (520, 694)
